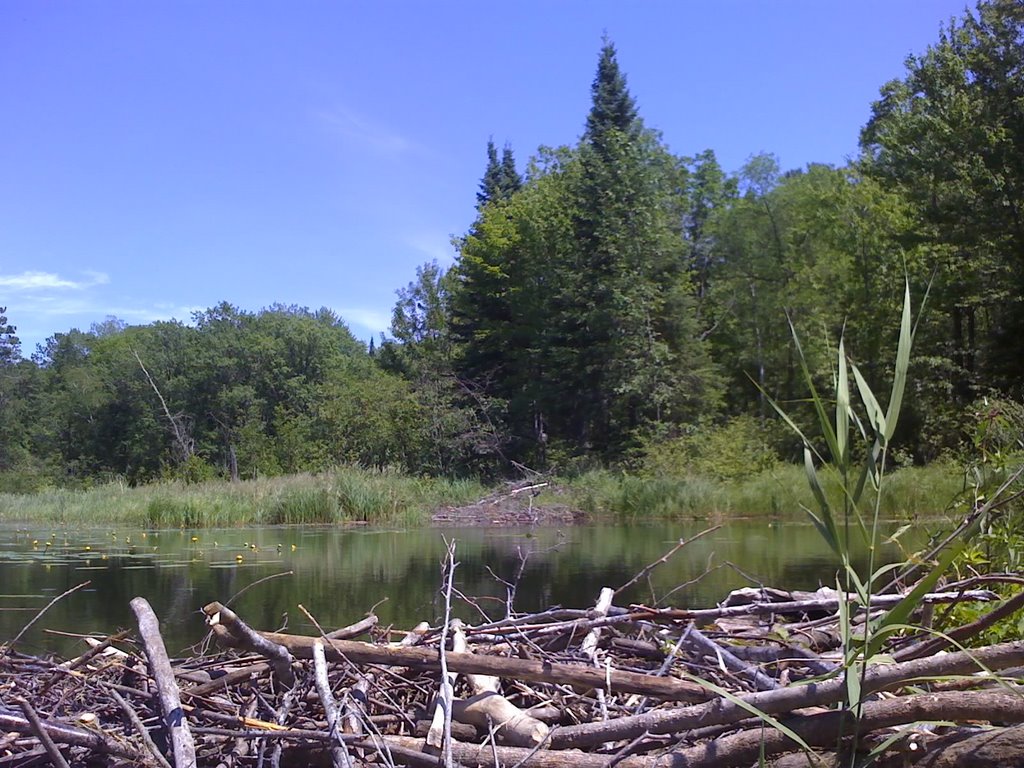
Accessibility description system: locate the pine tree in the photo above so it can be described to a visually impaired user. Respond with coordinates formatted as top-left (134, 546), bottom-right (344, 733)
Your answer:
top-left (499, 144), bottom-right (522, 198)
top-left (0, 307), bottom-right (20, 366)
top-left (556, 40), bottom-right (716, 453)
top-left (476, 139), bottom-right (504, 208)
top-left (584, 39), bottom-right (639, 159)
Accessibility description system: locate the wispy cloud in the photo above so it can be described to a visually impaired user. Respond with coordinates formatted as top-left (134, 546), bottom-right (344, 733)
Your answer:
top-left (0, 270), bottom-right (109, 291)
top-left (339, 307), bottom-right (391, 333)
top-left (317, 106), bottom-right (414, 157)
top-left (406, 233), bottom-right (456, 265)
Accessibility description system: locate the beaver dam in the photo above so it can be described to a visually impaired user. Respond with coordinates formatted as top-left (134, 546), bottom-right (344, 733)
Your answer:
top-left (2, 534), bottom-right (1024, 768)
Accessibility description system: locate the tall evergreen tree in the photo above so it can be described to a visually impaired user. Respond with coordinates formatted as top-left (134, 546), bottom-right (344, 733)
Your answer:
top-left (499, 144), bottom-right (522, 198)
top-left (0, 307), bottom-right (19, 366)
top-left (477, 139), bottom-right (523, 208)
top-left (584, 39), bottom-right (639, 158)
top-left (476, 139), bottom-right (504, 208)
top-left (551, 40), bottom-right (717, 453)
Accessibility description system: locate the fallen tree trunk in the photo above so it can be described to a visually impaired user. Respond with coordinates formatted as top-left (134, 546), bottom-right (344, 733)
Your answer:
top-left (669, 688), bottom-right (1024, 768)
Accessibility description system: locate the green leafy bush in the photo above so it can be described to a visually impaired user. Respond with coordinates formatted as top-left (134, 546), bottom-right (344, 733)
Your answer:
top-left (640, 416), bottom-right (781, 480)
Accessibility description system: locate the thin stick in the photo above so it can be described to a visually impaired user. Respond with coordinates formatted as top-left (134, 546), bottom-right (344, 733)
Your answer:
top-left (110, 688), bottom-right (174, 768)
top-left (15, 697), bottom-right (71, 768)
top-left (227, 571), bottom-right (294, 607)
top-left (2, 580), bottom-right (91, 654)
top-left (615, 526), bottom-right (720, 597)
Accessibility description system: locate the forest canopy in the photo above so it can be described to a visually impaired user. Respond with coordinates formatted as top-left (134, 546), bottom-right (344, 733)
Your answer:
top-left (2, 0), bottom-right (1022, 490)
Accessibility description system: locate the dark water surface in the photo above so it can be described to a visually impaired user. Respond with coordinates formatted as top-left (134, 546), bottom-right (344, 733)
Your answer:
top-left (0, 521), bottom-right (918, 655)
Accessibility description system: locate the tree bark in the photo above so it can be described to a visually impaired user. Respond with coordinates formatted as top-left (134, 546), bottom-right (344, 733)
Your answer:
top-left (132, 597), bottom-right (197, 768)
top-left (551, 640), bottom-right (1024, 749)
top-left (202, 601), bottom-right (708, 703)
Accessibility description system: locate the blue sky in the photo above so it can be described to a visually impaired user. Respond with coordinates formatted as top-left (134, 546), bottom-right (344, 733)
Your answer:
top-left (1, 1), bottom-right (969, 355)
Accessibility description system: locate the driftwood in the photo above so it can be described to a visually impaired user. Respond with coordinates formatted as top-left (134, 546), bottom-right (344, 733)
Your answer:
top-left (203, 600), bottom-right (295, 688)
top-left (3, 555), bottom-right (1023, 768)
top-left (202, 600), bottom-right (709, 702)
top-left (448, 618), bottom-right (550, 747)
top-left (550, 639), bottom-right (1024, 749)
top-left (131, 596), bottom-right (197, 768)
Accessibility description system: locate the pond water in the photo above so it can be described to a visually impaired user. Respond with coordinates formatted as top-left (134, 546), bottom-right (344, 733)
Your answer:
top-left (0, 520), bottom-right (923, 656)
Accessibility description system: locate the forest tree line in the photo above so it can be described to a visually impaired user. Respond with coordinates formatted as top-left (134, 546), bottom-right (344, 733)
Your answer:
top-left (1, 0), bottom-right (1022, 490)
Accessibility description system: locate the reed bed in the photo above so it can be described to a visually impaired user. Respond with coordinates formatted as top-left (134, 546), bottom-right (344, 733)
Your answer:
top-left (0, 467), bottom-right (485, 528)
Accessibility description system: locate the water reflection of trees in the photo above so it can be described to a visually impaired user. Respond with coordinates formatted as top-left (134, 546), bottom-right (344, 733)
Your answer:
top-left (0, 522), bottom-right (919, 653)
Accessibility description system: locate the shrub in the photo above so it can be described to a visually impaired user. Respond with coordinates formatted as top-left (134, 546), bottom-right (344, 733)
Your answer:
top-left (640, 415), bottom-right (781, 480)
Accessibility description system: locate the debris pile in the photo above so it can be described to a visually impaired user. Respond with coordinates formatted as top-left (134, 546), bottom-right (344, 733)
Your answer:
top-left (3, 543), bottom-right (1024, 767)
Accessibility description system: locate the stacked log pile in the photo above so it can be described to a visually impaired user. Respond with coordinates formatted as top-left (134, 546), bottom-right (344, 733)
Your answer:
top-left (3, 573), bottom-right (1024, 767)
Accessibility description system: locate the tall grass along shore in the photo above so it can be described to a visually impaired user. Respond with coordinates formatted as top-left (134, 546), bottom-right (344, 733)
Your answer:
top-left (0, 461), bottom-right (970, 528)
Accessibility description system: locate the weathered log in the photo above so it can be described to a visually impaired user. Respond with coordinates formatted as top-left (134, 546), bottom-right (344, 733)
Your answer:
top-left (312, 640), bottom-right (353, 768)
top-left (325, 614), bottom-right (378, 641)
top-left (204, 601), bottom-right (295, 688)
top-left (448, 618), bottom-right (549, 748)
top-left (551, 640), bottom-right (1024, 749)
top-left (0, 708), bottom-right (143, 761)
top-left (681, 623), bottom-right (778, 691)
top-left (871, 722), bottom-right (1024, 768)
top-left (131, 596), bottom-right (197, 768)
top-left (201, 601), bottom-right (708, 702)
top-left (632, 588), bottom-right (999, 624)
top-left (385, 734), bottom-right (641, 768)
top-left (661, 689), bottom-right (1024, 768)
top-left (770, 723), bottom-right (1024, 768)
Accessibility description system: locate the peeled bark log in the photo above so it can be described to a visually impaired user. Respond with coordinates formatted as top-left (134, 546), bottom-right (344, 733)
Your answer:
top-left (551, 640), bottom-right (1024, 749)
top-left (448, 619), bottom-right (549, 747)
top-left (452, 693), bottom-right (551, 748)
top-left (132, 597), bottom-right (197, 768)
top-left (204, 602), bottom-right (295, 688)
top-left (201, 601), bottom-right (707, 702)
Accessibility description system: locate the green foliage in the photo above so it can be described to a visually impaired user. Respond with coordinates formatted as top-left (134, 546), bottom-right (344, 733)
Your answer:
top-left (640, 416), bottom-right (782, 481)
top-left (266, 486), bottom-right (336, 525)
top-left (0, 307), bottom-right (20, 366)
top-left (7, 19), bottom-right (1024, 490)
top-left (1, 468), bottom-right (487, 527)
top-left (861, 0), bottom-right (1024, 407)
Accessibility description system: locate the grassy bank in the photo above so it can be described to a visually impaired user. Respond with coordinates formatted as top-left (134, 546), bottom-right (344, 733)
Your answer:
top-left (559, 462), bottom-right (971, 522)
top-left (0, 467), bottom-right (487, 527)
top-left (0, 461), bottom-right (973, 527)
